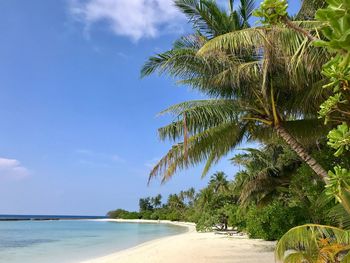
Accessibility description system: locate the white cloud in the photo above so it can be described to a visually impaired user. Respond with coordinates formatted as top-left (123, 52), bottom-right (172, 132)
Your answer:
top-left (75, 149), bottom-right (125, 166)
top-left (69, 0), bottom-right (184, 41)
top-left (0, 157), bottom-right (30, 179)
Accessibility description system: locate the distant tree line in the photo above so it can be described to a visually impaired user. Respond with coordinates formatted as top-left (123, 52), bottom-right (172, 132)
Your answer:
top-left (108, 140), bottom-right (349, 240)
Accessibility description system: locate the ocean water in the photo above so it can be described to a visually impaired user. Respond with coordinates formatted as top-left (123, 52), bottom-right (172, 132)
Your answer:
top-left (0, 219), bottom-right (187, 263)
top-left (0, 215), bottom-right (105, 220)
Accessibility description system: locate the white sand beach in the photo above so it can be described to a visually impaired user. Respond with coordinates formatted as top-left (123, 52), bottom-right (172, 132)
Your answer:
top-left (82, 219), bottom-right (275, 263)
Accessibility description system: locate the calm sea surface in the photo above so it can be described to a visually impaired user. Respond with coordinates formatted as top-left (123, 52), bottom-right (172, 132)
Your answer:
top-left (0, 216), bottom-right (187, 263)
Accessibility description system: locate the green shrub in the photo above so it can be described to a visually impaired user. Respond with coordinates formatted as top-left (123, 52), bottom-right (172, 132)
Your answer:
top-left (196, 211), bottom-right (219, 231)
top-left (245, 201), bottom-right (306, 240)
top-left (107, 209), bottom-right (140, 219)
top-left (140, 210), bottom-right (153, 219)
top-left (227, 205), bottom-right (246, 230)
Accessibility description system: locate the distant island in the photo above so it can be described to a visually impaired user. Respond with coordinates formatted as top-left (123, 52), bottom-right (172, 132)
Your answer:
top-left (0, 215), bottom-right (105, 221)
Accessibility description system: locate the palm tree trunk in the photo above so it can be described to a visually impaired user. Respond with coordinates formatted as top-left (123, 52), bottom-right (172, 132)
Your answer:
top-left (281, 17), bottom-right (318, 42)
top-left (274, 125), bottom-right (328, 183)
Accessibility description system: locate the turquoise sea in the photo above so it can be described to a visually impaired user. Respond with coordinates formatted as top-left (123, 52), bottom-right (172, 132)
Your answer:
top-left (0, 218), bottom-right (187, 263)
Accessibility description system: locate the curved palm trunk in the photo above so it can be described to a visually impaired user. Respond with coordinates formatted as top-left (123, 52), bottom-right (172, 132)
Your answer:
top-left (274, 125), bottom-right (329, 183)
top-left (281, 17), bottom-right (317, 42)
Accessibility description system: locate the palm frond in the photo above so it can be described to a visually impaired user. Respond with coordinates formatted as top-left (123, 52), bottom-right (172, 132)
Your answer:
top-left (141, 47), bottom-right (199, 78)
top-left (330, 203), bottom-right (350, 230)
top-left (283, 251), bottom-right (310, 263)
top-left (149, 122), bottom-right (247, 183)
top-left (276, 224), bottom-right (350, 262)
top-left (281, 119), bottom-right (331, 145)
top-left (174, 0), bottom-right (240, 37)
top-left (231, 144), bottom-right (299, 205)
top-left (197, 27), bottom-right (264, 56)
top-left (157, 99), bottom-right (240, 141)
top-left (237, 0), bottom-right (255, 28)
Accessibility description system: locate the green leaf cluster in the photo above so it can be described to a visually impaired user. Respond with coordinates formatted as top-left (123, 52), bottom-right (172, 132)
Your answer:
top-left (314, 1), bottom-right (350, 123)
top-left (314, 0), bottom-right (350, 53)
top-left (322, 55), bottom-right (350, 93)
top-left (253, 0), bottom-right (288, 25)
top-left (317, 55), bottom-right (350, 123)
top-left (327, 123), bottom-right (350, 156)
top-left (245, 201), bottom-right (306, 240)
top-left (318, 93), bottom-right (343, 123)
top-left (326, 166), bottom-right (350, 201)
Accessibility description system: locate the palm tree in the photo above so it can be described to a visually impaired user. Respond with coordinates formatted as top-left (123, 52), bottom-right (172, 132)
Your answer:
top-left (209, 171), bottom-right (229, 193)
top-left (142, 0), bottom-right (331, 184)
top-left (231, 144), bottom-right (300, 205)
top-left (167, 194), bottom-right (185, 210)
top-left (152, 194), bottom-right (162, 208)
top-left (198, 187), bottom-right (214, 207)
top-left (180, 187), bottom-right (196, 206)
top-left (141, 0), bottom-right (255, 77)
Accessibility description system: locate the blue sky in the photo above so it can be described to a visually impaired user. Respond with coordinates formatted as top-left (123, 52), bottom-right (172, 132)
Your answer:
top-left (0, 0), bottom-right (300, 215)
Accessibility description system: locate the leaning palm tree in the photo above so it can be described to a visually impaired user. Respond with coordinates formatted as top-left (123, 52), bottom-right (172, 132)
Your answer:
top-left (142, 0), bottom-right (331, 183)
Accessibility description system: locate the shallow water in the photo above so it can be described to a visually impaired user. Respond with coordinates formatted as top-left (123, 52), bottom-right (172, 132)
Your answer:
top-left (0, 220), bottom-right (187, 263)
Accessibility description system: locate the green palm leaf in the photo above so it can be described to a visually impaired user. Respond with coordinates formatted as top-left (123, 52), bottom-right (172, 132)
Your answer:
top-left (238, 0), bottom-right (255, 28)
top-left (149, 122), bottom-right (247, 183)
top-left (276, 224), bottom-right (350, 262)
top-left (158, 99), bottom-right (241, 141)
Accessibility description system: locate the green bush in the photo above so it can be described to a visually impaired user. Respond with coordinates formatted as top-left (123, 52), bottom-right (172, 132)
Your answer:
top-left (165, 210), bottom-right (182, 221)
top-left (196, 211), bottom-right (219, 232)
top-left (245, 201), bottom-right (306, 240)
top-left (124, 211), bottom-right (140, 219)
top-left (227, 205), bottom-right (246, 231)
top-left (140, 210), bottom-right (153, 219)
top-left (107, 209), bottom-right (140, 219)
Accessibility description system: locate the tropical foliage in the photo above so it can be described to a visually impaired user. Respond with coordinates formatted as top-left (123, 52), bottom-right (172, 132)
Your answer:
top-left (108, 141), bottom-right (349, 240)
top-left (254, 0), bottom-right (350, 261)
top-left (126, 0), bottom-right (350, 261)
top-left (143, 0), bottom-right (332, 184)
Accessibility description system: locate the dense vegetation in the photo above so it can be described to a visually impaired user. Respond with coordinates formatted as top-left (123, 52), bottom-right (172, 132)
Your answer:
top-left (111, 0), bottom-right (350, 261)
top-left (108, 140), bottom-right (350, 240)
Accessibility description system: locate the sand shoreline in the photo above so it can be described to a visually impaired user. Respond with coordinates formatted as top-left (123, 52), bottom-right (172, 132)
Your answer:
top-left (89, 218), bottom-right (196, 229)
top-left (82, 219), bottom-right (275, 263)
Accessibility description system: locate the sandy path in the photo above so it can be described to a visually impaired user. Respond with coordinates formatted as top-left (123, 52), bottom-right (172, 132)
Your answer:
top-left (82, 220), bottom-right (275, 263)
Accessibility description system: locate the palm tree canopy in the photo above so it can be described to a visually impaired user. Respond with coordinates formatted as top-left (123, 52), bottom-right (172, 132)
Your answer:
top-left (231, 144), bottom-right (300, 205)
top-left (209, 171), bottom-right (229, 193)
top-left (175, 0), bottom-right (255, 38)
top-left (143, 0), bottom-right (331, 183)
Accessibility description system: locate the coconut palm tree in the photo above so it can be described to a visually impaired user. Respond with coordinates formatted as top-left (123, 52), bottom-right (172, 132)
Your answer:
top-left (167, 194), bottom-right (185, 210)
top-left (231, 144), bottom-right (300, 205)
top-left (209, 171), bottom-right (229, 193)
top-left (141, 0), bottom-right (255, 77)
top-left (180, 187), bottom-right (196, 206)
top-left (142, 0), bottom-right (331, 184)
top-left (152, 194), bottom-right (162, 208)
